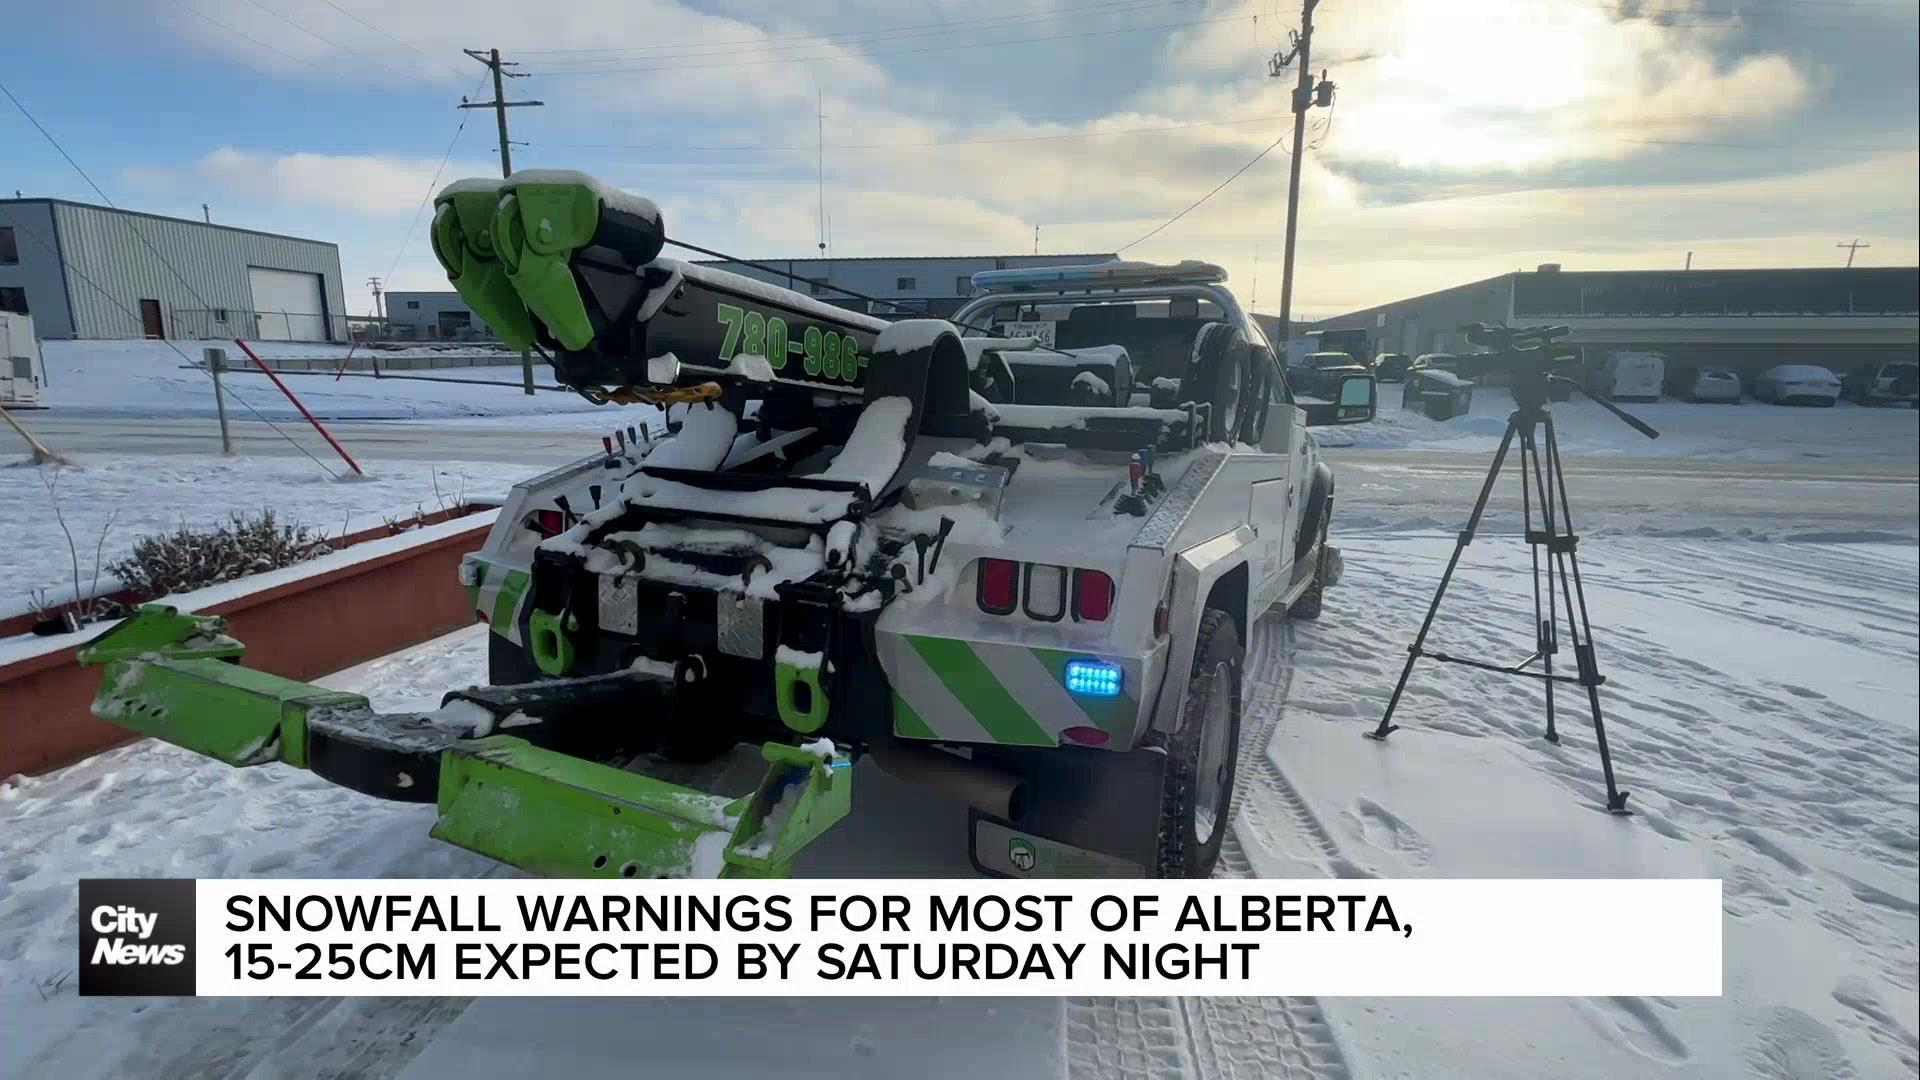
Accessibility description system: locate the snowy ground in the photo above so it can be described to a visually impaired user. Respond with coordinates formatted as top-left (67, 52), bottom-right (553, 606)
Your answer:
top-left (2, 523), bottom-right (1913, 1077)
top-left (33, 340), bottom-right (607, 422)
top-left (0, 456), bottom-right (541, 614)
top-left (1322, 386), bottom-right (1918, 464)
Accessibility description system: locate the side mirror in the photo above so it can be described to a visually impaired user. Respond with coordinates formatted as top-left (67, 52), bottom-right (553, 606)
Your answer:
top-left (1303, 374), bottom-right (1377, 426)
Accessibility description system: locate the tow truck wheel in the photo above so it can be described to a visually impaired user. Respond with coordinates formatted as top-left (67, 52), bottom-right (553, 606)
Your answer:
top-left (1156, 607), bottom-right (1242, 878)
top-left (1288, 512), bottom-right (1330, 620)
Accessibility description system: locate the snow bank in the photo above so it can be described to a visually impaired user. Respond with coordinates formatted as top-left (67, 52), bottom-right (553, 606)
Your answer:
top-left (0, 456), bottom-right (529, 611)
top-left (38, 340), bottom-right (608, 422)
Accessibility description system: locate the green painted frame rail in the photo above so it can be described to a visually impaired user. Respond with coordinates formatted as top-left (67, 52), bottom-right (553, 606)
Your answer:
top-left (79, 605), bottom-right (852, 879)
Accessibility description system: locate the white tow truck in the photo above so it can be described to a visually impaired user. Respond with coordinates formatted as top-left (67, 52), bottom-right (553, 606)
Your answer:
top-left (85, 175), bottom-right (1377, 880)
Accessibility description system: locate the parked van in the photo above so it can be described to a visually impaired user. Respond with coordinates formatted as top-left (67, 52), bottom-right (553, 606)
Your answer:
top-left (1587, 350), bottom-right (1664, 402)
top-left (0, 312), bottom-right (47, 409)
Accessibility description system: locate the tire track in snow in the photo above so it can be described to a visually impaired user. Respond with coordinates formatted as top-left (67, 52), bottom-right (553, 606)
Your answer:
top-left (1068, 611), bottom-right (1357, 1080)
top-left (1178, 611), bottom-right (1354, 1080)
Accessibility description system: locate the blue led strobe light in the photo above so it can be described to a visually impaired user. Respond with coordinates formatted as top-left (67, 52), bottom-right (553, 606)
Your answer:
top-left (1064, 659), bottom-right (1124, 697)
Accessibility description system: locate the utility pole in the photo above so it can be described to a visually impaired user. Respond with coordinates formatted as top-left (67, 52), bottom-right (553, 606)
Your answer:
top-left (1034, 224), bottom-right (1040, 256)
top-left (367, 276), bottom-right (385, 323)
top-left (1269, 0), bottom-right (1333, 363)
top-left (463, 48), bottom-right (543, 392)
top-left (1684, 251), bottom-right (1693, 271)
top-left (1837, 239), bottom-right (1869, 267)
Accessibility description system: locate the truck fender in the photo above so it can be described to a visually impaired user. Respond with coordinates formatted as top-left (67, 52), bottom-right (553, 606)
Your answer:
top-left (1148, 526), bottom-right (1255, 736)
top-left (1295, 462), bottom-right (1335, 562)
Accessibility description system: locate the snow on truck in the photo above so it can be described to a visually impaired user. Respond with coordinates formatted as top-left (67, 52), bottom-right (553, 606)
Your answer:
top-left (78, 171), bottom-right (1377, 880)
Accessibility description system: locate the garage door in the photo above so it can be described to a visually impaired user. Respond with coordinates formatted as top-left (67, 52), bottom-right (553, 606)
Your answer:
top-left (247, 267), bottom-right (329, 341)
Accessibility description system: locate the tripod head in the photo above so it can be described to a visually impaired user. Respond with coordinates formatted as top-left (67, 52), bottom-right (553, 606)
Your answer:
top-left (1459, 322), bottom-right (1659, 441)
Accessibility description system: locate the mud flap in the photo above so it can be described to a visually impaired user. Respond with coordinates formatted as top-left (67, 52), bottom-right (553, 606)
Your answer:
top-left (967, 747), bottom-right (1165, 878)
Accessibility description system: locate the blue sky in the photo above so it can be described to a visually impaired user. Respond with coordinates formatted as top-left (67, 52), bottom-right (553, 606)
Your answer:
top-left (5, 0), bottom-right (1917, 319)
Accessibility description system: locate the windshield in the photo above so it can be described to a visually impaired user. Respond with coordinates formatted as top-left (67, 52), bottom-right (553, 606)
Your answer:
top-left (965, 293), bottom-right (1243, 386)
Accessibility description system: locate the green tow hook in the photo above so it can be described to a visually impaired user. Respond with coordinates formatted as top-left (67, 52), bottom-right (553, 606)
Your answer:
top-left (492, 180), bottom-right (603, 351)
top-left (527, 607), bottom-right (579, 676)
top-left (774, 656), bottom-right (829, 733)
top-left (430, 184), bottom-right (539, 350)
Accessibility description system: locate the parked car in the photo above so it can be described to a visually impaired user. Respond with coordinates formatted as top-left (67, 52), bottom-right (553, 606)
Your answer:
top-left (1586, 350), bottom-right (1664, 402)
top-left (1666, 365), bottom-right (1743, 403)
top-left (1409, 353), bottom-right (1459, 375)
top-left (1299, 351), bottom-right (1370, 398)
top-left (1752, 364), bottom-right (1842, 406)
top-left (1841, 361), bottom-right (1919, 407)
top-left (1372, 352), bottom-right (1412, 382)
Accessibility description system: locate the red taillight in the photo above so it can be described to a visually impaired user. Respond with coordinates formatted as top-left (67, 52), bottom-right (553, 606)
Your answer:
top-left (977, 558), bottom-right (1018, 615)
top-left (1073, 569), bottom-right (1115, 622)
top-left (1061, 725), bottom-right (1110, 747)
top-left (533, 509), bottom-right (564, 537)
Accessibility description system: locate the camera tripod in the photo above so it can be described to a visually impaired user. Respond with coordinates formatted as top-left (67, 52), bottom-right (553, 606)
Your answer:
top-left (1366, 325), bottom-right (1657, 814)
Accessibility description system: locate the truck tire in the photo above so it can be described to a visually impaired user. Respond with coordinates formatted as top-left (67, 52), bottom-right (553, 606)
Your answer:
top-left (1188, 323), bottom-right (1248, 442)
top-left (1155, 608), bottom-right (1242, 878)
top-left (1288, 512), bottom-right (1330, 620)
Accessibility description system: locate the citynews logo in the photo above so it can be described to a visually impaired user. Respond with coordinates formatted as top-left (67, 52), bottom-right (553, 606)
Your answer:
top-left (78, 879), bottom-right (197, 996)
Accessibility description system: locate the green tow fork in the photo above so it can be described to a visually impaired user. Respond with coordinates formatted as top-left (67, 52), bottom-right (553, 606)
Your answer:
top-left (80, 606), bottom-right (853, 879)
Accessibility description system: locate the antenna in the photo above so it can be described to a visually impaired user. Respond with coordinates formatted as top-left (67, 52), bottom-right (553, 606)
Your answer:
top-left (816, 89), bottom-right (828, 258)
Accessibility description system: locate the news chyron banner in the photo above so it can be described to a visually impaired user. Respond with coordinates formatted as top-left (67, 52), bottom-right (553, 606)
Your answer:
top-left (79, 878), bottom-right (1722, 997)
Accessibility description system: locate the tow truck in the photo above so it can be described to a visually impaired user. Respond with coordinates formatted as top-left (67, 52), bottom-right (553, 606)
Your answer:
top-left (81, 171), bottom-right (1376, 879)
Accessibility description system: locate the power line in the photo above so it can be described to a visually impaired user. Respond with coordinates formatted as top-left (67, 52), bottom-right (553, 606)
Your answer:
top-left (375, 73), bottom-right (490, 311)
top-left (0, 78), bottom-right (343, 477)
top-left (315, 0), bottom-right (446, 69)
top-left (233, 0), bottom-right (415, 81)
top-left (1117, 132), bottom-right (1292, 253)
top-left (519, 0), bottom-right (1194, 62)
top-left (538, 10), bottom-right (1261, 78)
top-left (176, 2), bottom-right (326, 71)
top-left (549, 112), bottom-right (1297, 153)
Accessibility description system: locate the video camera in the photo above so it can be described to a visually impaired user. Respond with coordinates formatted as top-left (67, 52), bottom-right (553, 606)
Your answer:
top-left (1458, 322), bottom-right (1658, 439)
top-left (1461, 322), bottom-right (1583, 373)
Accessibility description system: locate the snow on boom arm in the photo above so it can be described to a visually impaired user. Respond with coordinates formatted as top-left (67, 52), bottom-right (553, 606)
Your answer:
top-left (431, 170), bottom-right (888, 398)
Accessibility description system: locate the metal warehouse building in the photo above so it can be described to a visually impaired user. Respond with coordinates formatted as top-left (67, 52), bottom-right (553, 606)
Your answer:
top-left (0, 198), bottom-right (346, 342)
top-left (1311, 264), bottom-right (1919, 381)
top-left (382, 253), bottom-right (1118, 339)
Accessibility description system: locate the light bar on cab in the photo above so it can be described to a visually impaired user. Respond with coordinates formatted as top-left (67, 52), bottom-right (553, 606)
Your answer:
top-left (971, 260), bottom-right (1228, 294)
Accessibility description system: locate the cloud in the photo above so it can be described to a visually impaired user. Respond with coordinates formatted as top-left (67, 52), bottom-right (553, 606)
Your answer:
top-left (98, 0), bottom-right (1912, 319)
top-left (182, 148), bottom-right (495, 215)
top-left (1154, 0), bottom-right (1813, 172)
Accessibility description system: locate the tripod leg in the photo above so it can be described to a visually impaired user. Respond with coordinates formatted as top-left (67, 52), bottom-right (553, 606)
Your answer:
top-left (1544, 416), bottom-right (1629, 813)
top-left (1520, 428), bottom-right (1561, 745)
top-left (1370, 417), bottom-right (1521, 741)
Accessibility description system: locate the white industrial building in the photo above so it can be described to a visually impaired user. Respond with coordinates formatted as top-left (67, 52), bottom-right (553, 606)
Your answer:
top-left (0, 198), bottom-right (347, 342)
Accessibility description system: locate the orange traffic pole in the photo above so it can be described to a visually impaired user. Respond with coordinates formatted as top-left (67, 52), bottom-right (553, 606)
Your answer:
top-left (231, 338), bottom-right (365, 476)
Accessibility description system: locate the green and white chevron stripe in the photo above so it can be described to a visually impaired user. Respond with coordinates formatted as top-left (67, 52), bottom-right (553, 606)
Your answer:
top-left (468, 558), bottom-right (531, 646)
top-left (885, 634), bottom-right (1140, 748)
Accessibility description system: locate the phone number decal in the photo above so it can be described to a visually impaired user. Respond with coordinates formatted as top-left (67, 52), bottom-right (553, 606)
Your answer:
top-left (715, 303), bottom-right (868, 383)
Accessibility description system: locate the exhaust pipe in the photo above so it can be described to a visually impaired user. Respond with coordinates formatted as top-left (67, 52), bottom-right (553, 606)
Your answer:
top-left (869, 742), bottom-right (1026, 822)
